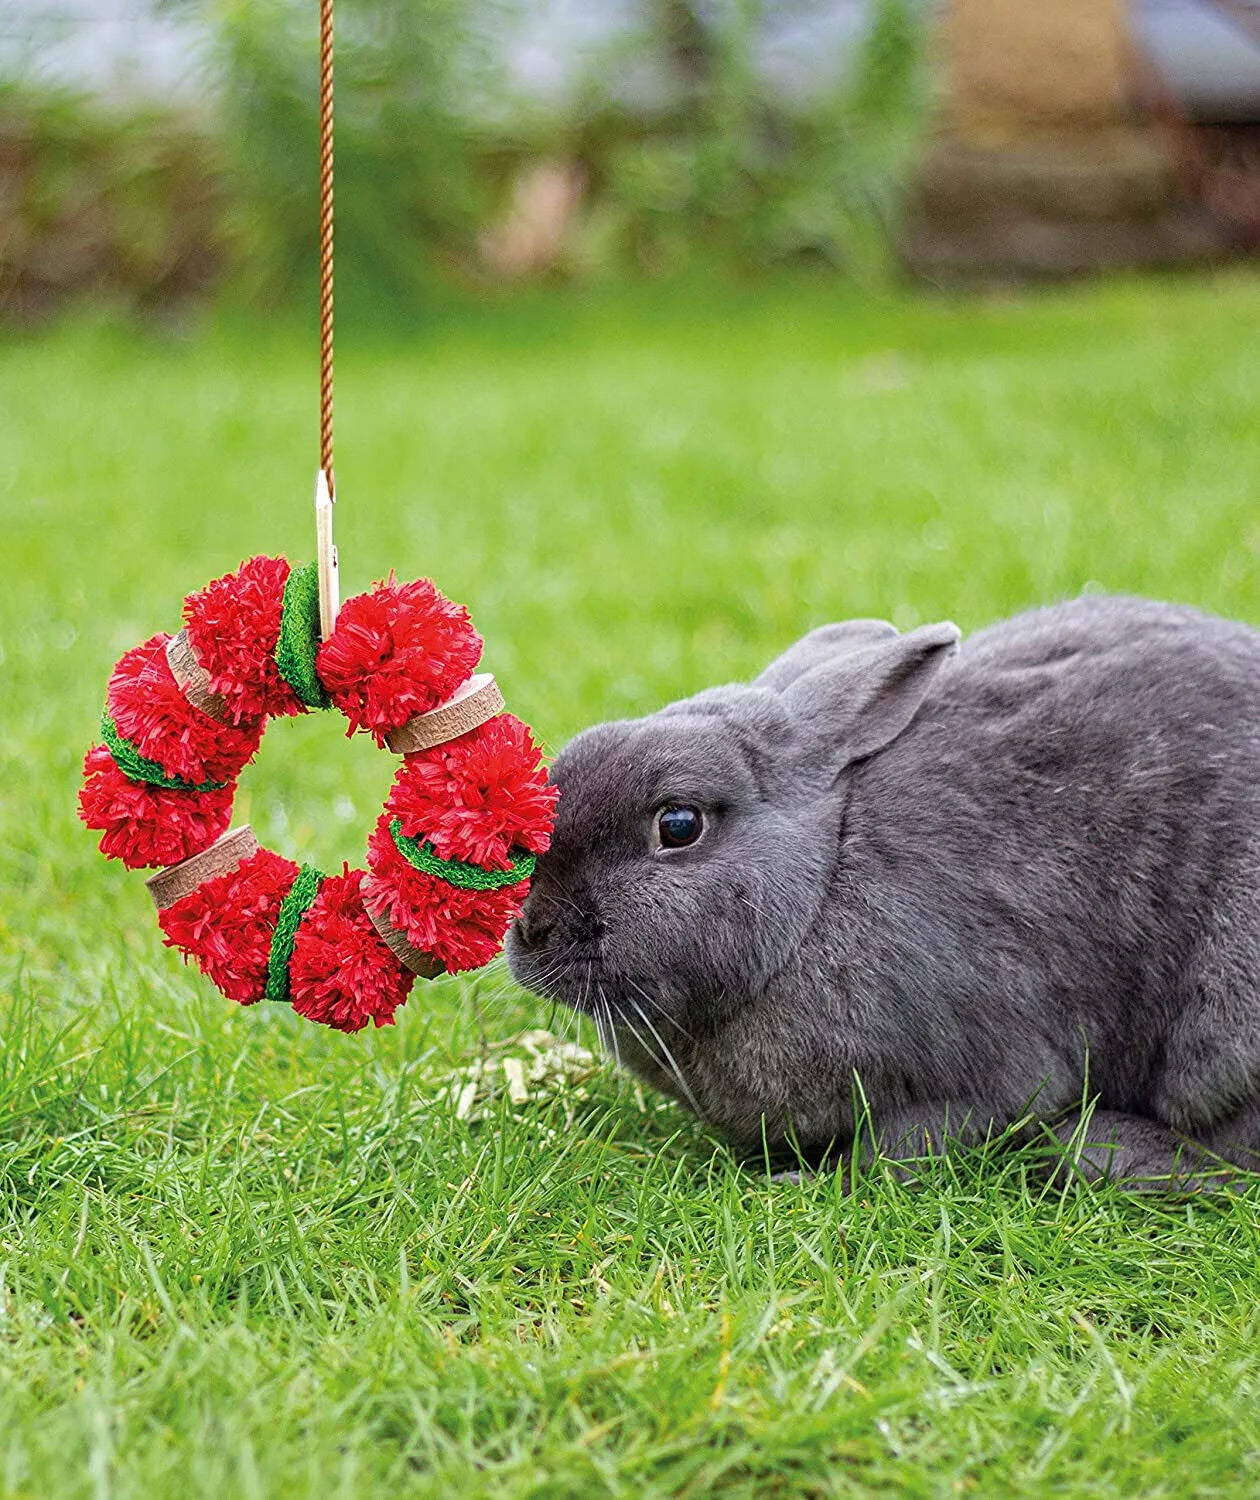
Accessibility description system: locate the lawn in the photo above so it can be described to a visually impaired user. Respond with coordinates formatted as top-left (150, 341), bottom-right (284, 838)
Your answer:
top-left (3, 270), bottom-right (1260, 1497)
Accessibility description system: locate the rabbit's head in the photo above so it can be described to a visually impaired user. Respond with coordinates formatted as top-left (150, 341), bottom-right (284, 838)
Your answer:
top-left (506, 621), bottom-right (959, 1079)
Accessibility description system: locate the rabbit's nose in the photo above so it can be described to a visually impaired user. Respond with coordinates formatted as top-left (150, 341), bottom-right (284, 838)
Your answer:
top-left (516, 903), bottom-right (554, 949)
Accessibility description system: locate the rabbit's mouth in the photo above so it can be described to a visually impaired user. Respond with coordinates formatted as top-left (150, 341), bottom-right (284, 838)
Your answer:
top-left (506, 926), bottom-right (705, 1112)
top-left (503, 925), bottom-right (600, 1008)
top-left (507, 940), bottom-right (666, 1033)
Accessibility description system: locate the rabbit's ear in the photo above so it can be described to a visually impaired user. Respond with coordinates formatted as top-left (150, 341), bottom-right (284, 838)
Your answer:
top-left (784, 621), bottom-right (960, 764)
top-left (754, 620), bottom-right (899, 692)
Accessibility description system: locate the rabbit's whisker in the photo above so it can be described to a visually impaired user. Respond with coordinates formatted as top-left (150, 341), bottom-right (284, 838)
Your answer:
top-left (734, 891), bottom-right (770, 921)
top-left (598, 988), bottom-right (622, 1070)
top-left (627, 977), bottom-right (695, 1043)
top-left (616, 1007), bottom-right (667, 1090)
top-left (628, 995), bottom-right (703, 1117)
top-left (585, 975), bottom-right (613, 1066)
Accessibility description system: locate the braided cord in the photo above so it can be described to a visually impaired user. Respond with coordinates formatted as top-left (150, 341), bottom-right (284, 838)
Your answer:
top-left (319, 0), bottom-right (334, 492)
top-left (389, 820), bottom-right (537, 891)
top-left (265, 864), bottom-right (325, 1002)
top-left (100, 711), bottom-right (230, 793)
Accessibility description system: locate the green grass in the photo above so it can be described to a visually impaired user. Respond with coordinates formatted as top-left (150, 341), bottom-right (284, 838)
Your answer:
top-left (4, 270), bottom-right (1260, 1497)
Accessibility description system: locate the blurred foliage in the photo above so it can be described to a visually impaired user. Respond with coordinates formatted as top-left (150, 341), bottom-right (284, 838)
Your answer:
top-left (205, 0), bottom-right (495, 310)
top-left (557, 0), bottom-right (928, 280)
top-left (0, 0), bottom-right (928, 317)
top-left (0, 83), bottom-right (224, 319)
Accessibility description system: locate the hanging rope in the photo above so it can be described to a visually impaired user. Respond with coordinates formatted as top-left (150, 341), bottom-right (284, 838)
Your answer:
top-left (314, 0), bottom-right (339, 640)
top-left (319, 0), bottom-right (335, 493)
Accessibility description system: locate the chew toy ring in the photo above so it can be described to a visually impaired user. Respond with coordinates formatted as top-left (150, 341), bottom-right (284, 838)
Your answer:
top-left (79, 556), bottom-right (558, 1033)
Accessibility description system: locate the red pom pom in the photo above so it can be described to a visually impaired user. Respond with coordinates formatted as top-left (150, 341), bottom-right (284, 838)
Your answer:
top-left (386, 714), bottom-right (558, 870)
top-left (108, 634), bottom-right (263, 785)
top-left (316, 576), bottom-right (482, 746)
top-left (159, 847), bottom-right (299, 1004)
top-left (288, 868), bottom-right (414, 1032)
top-left (79, 745), bottom-right (234, 869)
top-left (183, 555), bottom-right (304, 722)
top-left (367, 821), bottom-right (527, 973)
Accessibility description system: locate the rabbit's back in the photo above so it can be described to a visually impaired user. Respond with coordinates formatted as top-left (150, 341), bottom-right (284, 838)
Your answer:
top-left (958, 593), bottom-right (1260, 701)
top-left (934, 595), bottom-right (1260, 877)
top-left (834, 595), bottom-right (1260, 1135)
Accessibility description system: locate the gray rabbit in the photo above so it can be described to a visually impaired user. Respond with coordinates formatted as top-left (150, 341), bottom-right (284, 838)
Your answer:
top-left (505, 596), bottom-right (1260, 1187)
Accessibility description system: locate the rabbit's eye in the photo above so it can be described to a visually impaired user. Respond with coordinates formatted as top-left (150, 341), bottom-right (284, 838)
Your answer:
top-left (658, 806), bottom-right (703, 849)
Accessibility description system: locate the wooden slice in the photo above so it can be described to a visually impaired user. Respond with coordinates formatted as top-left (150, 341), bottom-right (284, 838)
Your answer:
top-left (166, 630), bottom-right (231, 724)
top-left (146, 825), bottom-right (259, 911)
top-left (385, 672), bottom-right (505, 755)
top-left (362, 878), bottom-right (445, 978)
top-left (315, 467), bottom-right (339, 641)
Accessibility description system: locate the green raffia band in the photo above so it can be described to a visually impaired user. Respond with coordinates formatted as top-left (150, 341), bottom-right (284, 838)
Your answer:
top-left (265, 864), bottom-right (325, 1003)
top-left (389, 819), bottom-right (536, 891)
top-left (100, 710), bottom-right (230, 793)
top-left (274, 560), bottom-right (331, 709)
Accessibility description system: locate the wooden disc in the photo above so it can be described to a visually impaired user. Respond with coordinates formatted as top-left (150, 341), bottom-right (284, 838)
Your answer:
top-left (166, 630), bottom-right (231, 724)
top-left (385, 672), bottom-right (505, 755)
top-left (362, 878), bottom-right (445, 978)
top-left (146, 825), bottom-right (259, 911)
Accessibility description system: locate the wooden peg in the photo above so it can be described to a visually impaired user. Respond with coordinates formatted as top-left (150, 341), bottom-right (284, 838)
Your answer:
top-left (385, 672), bottom-right (505, 755)
top-left (315, 467), bottom-right (339, 641)
top-left (146, 825), bottom-right (259, 911)
top-left (362, 878), bottom-right (445, 978)
top-left (166, 630), bottom-right (231, 724)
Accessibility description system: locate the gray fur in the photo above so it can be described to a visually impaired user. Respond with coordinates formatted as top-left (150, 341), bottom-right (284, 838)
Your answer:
top-left (506, 596), bottom-right (1260, 1187)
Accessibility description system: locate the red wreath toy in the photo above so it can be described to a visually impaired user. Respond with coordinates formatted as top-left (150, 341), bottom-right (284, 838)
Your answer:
top-left (79, 554), bottom-right (558, 1034)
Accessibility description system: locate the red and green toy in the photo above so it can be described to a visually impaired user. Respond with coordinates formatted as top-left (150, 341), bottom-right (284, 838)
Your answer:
top-left (79, 556), bottom-right (558, 1033)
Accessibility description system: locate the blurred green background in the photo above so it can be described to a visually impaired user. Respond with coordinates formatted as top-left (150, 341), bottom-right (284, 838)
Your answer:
top-left (5, 0), bottom-right (1259, 318)
top-left (1, 0), bottom-right (926, 317)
